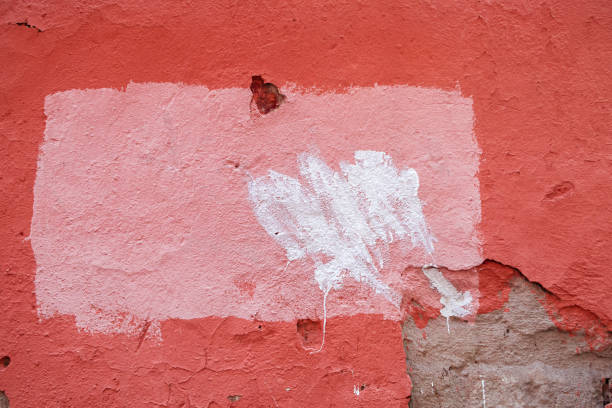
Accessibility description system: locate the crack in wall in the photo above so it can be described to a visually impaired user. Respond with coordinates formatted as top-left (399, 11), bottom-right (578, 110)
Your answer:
top-left (11, 20), bottom-right (42, 32)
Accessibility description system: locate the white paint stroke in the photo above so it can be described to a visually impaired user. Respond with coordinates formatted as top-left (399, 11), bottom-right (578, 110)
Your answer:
top-left (248, 151), bottom-right (435, 307)
top-left (353, 385), bottom-right (360, 396)
top-left (422, 266), bottom-right (473, 333)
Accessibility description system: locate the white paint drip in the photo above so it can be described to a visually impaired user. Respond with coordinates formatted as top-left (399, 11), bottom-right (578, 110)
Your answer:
top-left (353, 385), bottom-right (360, 396)
top-left (308, 289), bottom-right (328, 354)
top-left (421, 266), bottom-right (473, 333)
top-left (249, 151), bottom-right (435, 350)
top-left (481, 378), bottom-right (486, 408)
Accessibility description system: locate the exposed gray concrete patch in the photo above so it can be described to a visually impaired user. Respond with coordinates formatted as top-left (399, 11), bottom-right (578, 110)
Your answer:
top-left (0, 391), bottom-right (9, 408)
top-left (403, 276), bottom-right (612, 407)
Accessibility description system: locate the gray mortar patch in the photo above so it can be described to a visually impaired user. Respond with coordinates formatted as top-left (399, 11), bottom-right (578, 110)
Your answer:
top-left (403, 276), bottom-right (612, 407)
top-left (0, 391), bottom-right (8, 408)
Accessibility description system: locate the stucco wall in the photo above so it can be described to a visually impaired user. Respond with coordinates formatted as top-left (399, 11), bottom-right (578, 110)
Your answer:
top-left (1, 1), bottom-right (611, 406)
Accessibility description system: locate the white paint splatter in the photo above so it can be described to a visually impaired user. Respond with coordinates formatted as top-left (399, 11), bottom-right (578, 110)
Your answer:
top-left (249, 151), bottom-right (436, 351)
top-left (248, 151), bottom-right (435, 306)
top-left (353, 385), bottom-right (360, 396)
top-left (422, 266), bottom-right (473, 333)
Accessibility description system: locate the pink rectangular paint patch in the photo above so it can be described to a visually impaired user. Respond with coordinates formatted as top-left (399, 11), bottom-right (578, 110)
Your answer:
top-left (32, 83), bottom-right (482, 334)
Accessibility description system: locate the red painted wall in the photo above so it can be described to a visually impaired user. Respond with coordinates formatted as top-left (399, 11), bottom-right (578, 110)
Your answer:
top-left (1, 1), bottom-right (611, 406)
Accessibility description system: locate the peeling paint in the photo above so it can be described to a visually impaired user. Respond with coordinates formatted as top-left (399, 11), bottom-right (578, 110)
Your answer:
top-left (403, 272), bottom-right (612, 407)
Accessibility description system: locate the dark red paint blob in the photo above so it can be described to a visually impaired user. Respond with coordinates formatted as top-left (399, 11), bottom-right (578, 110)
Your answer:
top-left (250, 75), bottom-right (286, 114)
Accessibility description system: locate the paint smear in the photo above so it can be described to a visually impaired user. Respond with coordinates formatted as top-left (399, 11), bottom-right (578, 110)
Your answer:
top-left (249, 151), bottom-right (436, 351)
top-left (32, 82), bottom-right (482, 333)
top-left (249, 151), bottom-right (434, 306)
top-left (422, 266), bottom-right (474, 332)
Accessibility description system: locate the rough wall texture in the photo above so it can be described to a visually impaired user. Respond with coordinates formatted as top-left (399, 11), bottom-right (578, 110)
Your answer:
top-left (1, 1), bottom-right (611, 407)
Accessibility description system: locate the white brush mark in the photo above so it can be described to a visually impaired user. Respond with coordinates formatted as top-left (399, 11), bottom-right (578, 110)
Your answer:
top-left (353, 385), bottom-right (360, 396)
top-left (249, 151), bottom-right (435, 304)
top-left (422, 266), bottom-right (473, 333)
top-left (249, 151), bottom-right (435, 351)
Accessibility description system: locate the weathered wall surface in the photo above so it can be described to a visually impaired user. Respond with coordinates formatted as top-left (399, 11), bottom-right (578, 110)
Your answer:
top-left (1, 1), bottom-right (611, 406)
top-left (404, 263), bottom-right (612, 407)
